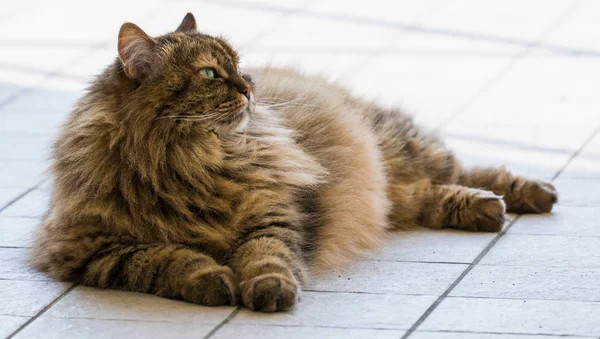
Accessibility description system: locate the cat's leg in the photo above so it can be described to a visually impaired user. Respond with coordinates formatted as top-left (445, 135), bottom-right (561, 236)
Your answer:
top-left (389, 179), bottom-right (506, 232)
top-left (32, 231), bottom-right (237, 306)
top-left (457, 166), bottom-right (557, 213)
top-left (229, 222), bottom-right (307, 312)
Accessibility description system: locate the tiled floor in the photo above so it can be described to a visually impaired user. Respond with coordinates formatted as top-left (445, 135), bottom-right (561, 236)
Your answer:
top-left (1, 0), bottom-right (599, 338)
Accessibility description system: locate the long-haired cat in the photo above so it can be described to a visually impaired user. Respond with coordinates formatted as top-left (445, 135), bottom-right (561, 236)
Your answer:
top-left (31, 13), bottom-right (557, 312)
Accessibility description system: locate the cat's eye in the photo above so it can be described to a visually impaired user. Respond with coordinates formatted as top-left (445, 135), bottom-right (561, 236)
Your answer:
top-left (199, 68), bottom-right (217, 78)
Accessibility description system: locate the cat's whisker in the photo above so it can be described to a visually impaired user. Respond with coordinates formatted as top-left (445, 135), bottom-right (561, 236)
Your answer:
top-left (259, 102), bottom-right (319, 110)
top-left (257, 94), bottom-right (318, 109)
top-left (155, 112), bottom-right (224, 121)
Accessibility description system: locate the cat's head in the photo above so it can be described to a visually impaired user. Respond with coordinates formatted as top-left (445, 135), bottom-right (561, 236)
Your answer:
top-left (115, 13), bottom-right (254, 134)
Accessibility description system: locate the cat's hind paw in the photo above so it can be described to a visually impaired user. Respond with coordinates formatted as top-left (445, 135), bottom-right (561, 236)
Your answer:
top-left (508, 180), bottom-right (558, 214)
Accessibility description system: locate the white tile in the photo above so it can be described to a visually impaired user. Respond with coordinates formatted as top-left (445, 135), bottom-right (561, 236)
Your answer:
top-left (372, 229), bottom-right (495, 264)
top-left (451, 265), bottom-right (600, 301)
top-left (480, 234), bottom-right (600, 268)
top-left (0, 87), bottom-right (80, 135)
top-left (0, 112), bottom-right (66, 136)
top-left (253, 15), bottom-right (398, 52)
top-left (0, 217), bottom-right (39, 247)
top-left (232, 292), bottom-right (436, 329)
top-left (0, 45), bottom-right (91, 76)
top-left (562, 155), bottom-right (600, 179)
top-left (242, 50), bottom-right (367, 81)
top-left (137, 1), bottom-right (283, 47)
top-left (348, 55), bottom-right (510, 125)
top-left (2, 85), bottom-right (81, 116)
top-left (231, 0), bottom-right (308, 10)
top-left (0, 0), bottom-right (36, 18)
top-left (0, 81), bottom-right (25, 104)
top-left (0, 161), bottom-right (46, 189)
top-left (444, 122), bottom-right (591, 156)
top-left (45, 286), bottom-right (234, 324)
top-left (412, 331), bottom-right (594, 339)
top-left (0, 188), bottom-right (25, 209)
top-left (452, 57), bottom-right (600, 128)
top-left (510, 206), bottom-right (600, 237)
top-left (60, 48), bottom-right (116, 79)
top-left (214, 324), bottom-right (404, 339)
top-left (421, 297), bottom-right (600, 337)
top-left (0, 315), bottom-right (29, 338)
top-left (0, 247), bottom-right (48, 281)
top-left (423, 0), bottom-right (573, 42)
top-left (390, 28), bottom-right (519, 57)
top-left (0, 0), bottom-right (165, 44)
top-left (554, 179), bottom-right (600, 207)
top-left (445, 134), bottom-right (568, 181)
top-left (0, 134), bottom-right (53, 161)
top-left (533, 0), bottom-right (600, 51)
top-left (0, 280), bottom-right (70, 316)
top-left (309, 260), bottom-right (465, 295)
top-left (1, 189), bottom-right (50, 218)
top-left (562, 132), bottom-right (600, 179)
top-left (15, 317), bottom-right (216, 339)
top-left (309, 0), bottom-right (444, 23)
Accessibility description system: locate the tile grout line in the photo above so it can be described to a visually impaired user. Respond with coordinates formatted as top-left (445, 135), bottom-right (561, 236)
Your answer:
top-left (239, 0), bottom-right (314, 52)
top-left (337, 0), bottom-right (449, 83)
top-left (401, 3), bottom-right (585, 337)
top-left (6, 283), bottom-right (77, 339)
top-left (201, 2), bottom-right (448, 335)
top-left (168, 1), bottom-right (585, 337)
top-left (0, 42), bottom-right (105, 116)
top-left (400, 131), bottom-right (600, 337)
top-left (203, 307), bottom-right (241, 339)
top-left (0, 3), bottom-right (179, 338)
top-left (0, 0), bottom-right (173, 117)
top-left (0, 183), bottom-right (41, 214)
top-left (197, 1), bottom-right (317, 335)
top-left (399, 215), bottom-right (522, 339)
top-left (3, 2), bottom-right (591, 338)
top-left (418, 329), bottom-right (596, 338)
top-left (552, 124), bottom-right (600, 181)
top-left (435, 0), bottom-right (583, 130)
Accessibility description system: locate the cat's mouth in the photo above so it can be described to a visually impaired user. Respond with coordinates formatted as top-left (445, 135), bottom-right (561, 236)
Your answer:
top-left (234, 96), bottom-right (254, 131)
top-left (220, 95), bottom-right (254, 132)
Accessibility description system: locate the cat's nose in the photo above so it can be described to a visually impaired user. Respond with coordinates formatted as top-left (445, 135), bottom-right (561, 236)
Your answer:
top-left (237, 85), bottom-right (251, 100)
top-left (233, 80), bottom-right (251, 100)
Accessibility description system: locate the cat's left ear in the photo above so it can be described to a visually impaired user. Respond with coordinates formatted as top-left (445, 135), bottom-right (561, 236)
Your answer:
top-left (176, 13), bottom-right (197, 32)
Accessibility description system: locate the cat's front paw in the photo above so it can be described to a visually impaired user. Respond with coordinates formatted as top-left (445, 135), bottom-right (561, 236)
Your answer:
top-left (465, 191), bottom-right (506, 232)
top-left (240, 273), bottom-right (299, 312)
top-left (180, 266), bottom-right (238, 306)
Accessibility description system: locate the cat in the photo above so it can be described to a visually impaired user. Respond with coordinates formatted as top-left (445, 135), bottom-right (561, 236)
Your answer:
top-left (30, 13), bottom-right (558, 312)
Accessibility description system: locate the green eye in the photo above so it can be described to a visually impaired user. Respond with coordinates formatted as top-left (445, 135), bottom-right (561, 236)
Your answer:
top-left (199, 68), bottom-right (216, 78)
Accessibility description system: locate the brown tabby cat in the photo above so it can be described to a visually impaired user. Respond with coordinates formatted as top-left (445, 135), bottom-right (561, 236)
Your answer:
top-left (31, 13), bottom-right (558, 312)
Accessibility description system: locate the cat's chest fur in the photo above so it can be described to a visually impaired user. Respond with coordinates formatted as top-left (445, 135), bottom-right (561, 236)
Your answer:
top-left (173, 118), bottom-right (325, 255)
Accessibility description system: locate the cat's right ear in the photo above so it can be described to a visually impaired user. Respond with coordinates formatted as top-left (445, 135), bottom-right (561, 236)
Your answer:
top-left (118, 23), bottom-right (157, 80)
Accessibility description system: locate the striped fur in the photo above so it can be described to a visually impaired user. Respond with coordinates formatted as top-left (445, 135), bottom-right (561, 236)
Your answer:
top-left (31, 13), bottom-right (557, 312)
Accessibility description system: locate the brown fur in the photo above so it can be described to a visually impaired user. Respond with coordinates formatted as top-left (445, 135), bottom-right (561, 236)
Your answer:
top-left (30, 13), bottom-right (558, 312)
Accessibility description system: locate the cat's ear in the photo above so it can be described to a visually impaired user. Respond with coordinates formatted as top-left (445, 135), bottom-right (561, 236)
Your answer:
top-left (176, 13), bottom-right (197, 32)
top-left (118, 23), bottom-right (157, 80)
